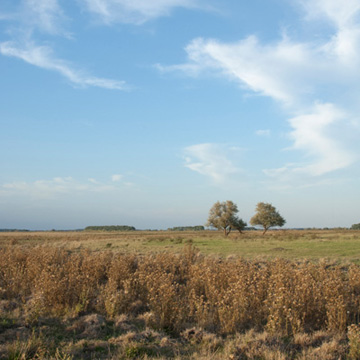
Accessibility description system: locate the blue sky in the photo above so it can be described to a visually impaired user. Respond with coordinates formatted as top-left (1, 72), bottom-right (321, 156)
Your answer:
top-left (1, 0), bottom-right (359, 230)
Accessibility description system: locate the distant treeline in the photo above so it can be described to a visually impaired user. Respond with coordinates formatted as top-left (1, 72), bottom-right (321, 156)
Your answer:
top-left (0, 229), bottom-right (29, 232)
top-left (167, 226), bottom-right (205, 231)
top-left (84, 225), bottom-right (136, 231)
top-left (1, 226), bottom-right (359, 232)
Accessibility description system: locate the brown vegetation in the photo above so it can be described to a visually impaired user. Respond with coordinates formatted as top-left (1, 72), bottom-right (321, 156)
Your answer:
top-left (1, 242), bottom-right (360, 358)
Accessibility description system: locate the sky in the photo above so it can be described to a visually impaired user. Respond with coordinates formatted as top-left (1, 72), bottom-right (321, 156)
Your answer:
top-left (1, 0), bottom-right (360, 230)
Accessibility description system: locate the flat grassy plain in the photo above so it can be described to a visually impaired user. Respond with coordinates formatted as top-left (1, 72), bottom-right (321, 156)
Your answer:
top-left (1, 229), bottom-right (360, 359)
top-left (1, 229), bottom-right (360, 262)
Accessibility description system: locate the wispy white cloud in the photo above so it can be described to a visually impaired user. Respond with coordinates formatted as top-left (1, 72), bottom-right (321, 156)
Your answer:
top-left (1, 0), bottom-right (208, 90)
top-left (298, 0), bottom-right (360, 29)
top-left (159, 36), bottom-right (316, 105)
top-left (80, 0), bottom-right (201, 25)
top-left (261, 172), bottom-right (351, 191)
top-left (287, 103), bottom-right (355, 175)
top-left (265, 103), bottom-right (356, 177)
top-left (0, 176), bottom-right (131, 200)
top-left (0, 40), bottom-right (127, 89)
top-left (0, 0), bottom-right (127, 90)
top-left (297, 0), bottom-right (360, 67)
top-left (161, 1), bottom-right (360, 183)
top-left (111, 174), bottom-right (123, 182)
top-left (21, 0), bottom-right (68, 35)
top-left (183, 143), bottom-right (240, 184)
top-left (255, 129), bottom-right (271, 137)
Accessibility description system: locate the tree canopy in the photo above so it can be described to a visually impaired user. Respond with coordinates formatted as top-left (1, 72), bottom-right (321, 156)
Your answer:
top-left (250, 202), bottom-right (285, 235)
top-left (351, 223), bottom-right (360, 230)
top-left (206, 200), bottom-right (247, 236)
top-left (230, 217), bottom-right (247, 234)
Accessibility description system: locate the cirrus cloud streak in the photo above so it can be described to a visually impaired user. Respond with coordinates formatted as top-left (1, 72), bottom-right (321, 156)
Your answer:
top-left (0, 0), bottom-right (127, 90)
top-left (80, 0), bottom-right (202, 25)
top-left (0, 40), bottom-right (127, 89)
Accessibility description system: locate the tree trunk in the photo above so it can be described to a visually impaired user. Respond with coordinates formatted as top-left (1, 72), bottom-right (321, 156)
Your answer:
top-left (224, 227), bottom-right (231, 236)
top-left (262, 227), bottom-right (268, 235)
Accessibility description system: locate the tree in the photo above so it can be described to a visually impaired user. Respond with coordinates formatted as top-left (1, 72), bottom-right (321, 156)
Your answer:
top-left (206, 200), bottom-right (247, 236)
top-left (250, 202), bottom-right (285, 235)
top-left (231, 216), bottom-right (247, 234)
top-left (351, 223), bottom-right (360, 230)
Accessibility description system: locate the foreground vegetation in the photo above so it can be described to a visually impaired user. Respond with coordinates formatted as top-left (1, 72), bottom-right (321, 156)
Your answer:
top-left (1, 230), bottom-right (360, 359)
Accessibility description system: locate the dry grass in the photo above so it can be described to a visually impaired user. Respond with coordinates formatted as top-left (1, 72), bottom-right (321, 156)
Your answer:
top-left (1, 238), bottom-right (360, 358)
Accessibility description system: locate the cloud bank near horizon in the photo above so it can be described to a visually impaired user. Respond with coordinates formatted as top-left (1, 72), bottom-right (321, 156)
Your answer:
top-left (0, 175), bottom-right (132, 200)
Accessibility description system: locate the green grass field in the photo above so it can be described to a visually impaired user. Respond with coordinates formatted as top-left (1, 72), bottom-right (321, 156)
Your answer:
top-left (1, 229), bottom-right (360, 262)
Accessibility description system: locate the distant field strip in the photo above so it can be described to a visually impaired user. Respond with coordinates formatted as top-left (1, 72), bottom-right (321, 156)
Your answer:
top-left (1, 229), bottom-right (360, 262)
